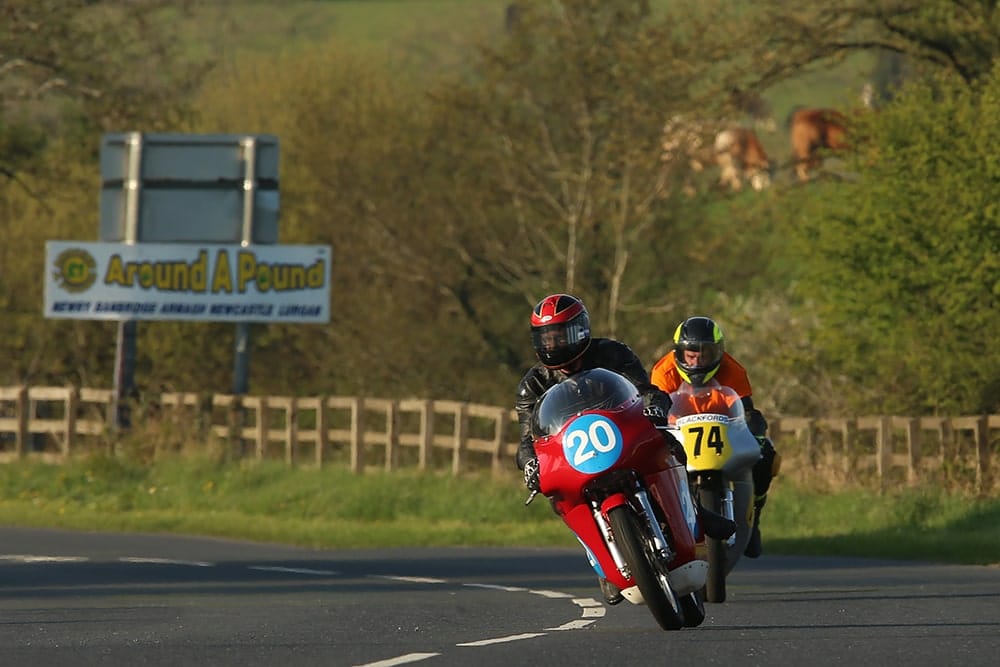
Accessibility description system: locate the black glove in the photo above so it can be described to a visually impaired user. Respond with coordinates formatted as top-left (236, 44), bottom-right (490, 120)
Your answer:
top-left (523, 457), bottom-right (540, 492)
top-left (643, 404), bottom-right (669, 428)
top-left (747, 408), bottom-right (768, 438)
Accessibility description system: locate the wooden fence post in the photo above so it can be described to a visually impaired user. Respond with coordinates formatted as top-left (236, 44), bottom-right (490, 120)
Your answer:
top-left (452, 402), bottom-right (468, 476)
top-left (417, 400), bottom-right (433, 471)
top-left (64, 386), bottom-right (79, 461)
top-left (15, 386), bottom-right (28, 459)
top-left (975, 415), bottom-right (989, 494)
top-left (904, 417), bottom-right (920, 485)
top-left (350, 397), bottom-right (365, 473)
top-left (876, 416), bottom-right (891, 491)
top-left (385, 400), bottom-right (399, 471)
top-left (489, 406), bottom-right (506, 472)
top-left (286, 398), bottom-right (298, 467)
top-left (316, 396), bottom-right (329, 468)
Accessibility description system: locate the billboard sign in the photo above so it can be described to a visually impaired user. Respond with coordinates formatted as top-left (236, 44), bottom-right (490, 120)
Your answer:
top-left (45, 241), bottom-right (331, 323)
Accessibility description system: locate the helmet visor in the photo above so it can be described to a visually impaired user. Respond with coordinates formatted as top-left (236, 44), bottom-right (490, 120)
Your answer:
top-left (531, 320), bottom-right (589, 367)
top-left (678, 340), bottom-right (723, 367)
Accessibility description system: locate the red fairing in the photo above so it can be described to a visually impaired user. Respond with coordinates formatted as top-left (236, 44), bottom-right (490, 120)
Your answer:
top-left (535, 400), bottom-right (667, 506)
top-left (646, 468), bottom-right (699, 565)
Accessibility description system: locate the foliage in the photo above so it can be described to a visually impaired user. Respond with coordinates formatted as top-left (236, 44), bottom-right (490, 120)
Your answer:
top-left (742, 0), bottom-right (1000, 91)
top-left (2, 0), bottom-right (999, 421)
top-left (784, 66), bottom-right (1000, 414)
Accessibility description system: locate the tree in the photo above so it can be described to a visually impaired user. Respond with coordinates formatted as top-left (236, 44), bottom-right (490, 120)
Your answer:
top-left (784, 66), bottom-right (1000, 415)
top-left (740, 1), bottom-right (1000, 90)
top-left (422, 0), bottom-right (766, 344)
top-left (0, 0), bottom-right (211, 387)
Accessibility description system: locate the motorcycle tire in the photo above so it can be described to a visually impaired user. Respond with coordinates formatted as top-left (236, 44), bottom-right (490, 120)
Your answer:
top-left (606, 505), bottom-right (685, 631)
top-left (698, 485), bottom-right (728, 603)
top-left (681, 591), bottom-right (706, 627)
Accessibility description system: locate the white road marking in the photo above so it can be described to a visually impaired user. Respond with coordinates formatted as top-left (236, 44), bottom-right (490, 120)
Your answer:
top-left (372, 575), bottom-right (447, 584)
top-left (456, 632), bottom-right (548, 647)
top-left (545, 620), bottom-right (595, 630)
top-left (353, 652), bottom-right (441, 667)
top-left (0, 554), bottom-right (89, 563)
top-left (463, 583), bottom-right (528, 592)
top-left (528, 589), bottom-right (574, 599)
top-left (544, 597), bottom-right (605, 629)
top-left (119, 557), bottom-right (214, 567)
top-left (5, 552), bottom-right (600, 657)
top-left (248, 566), bottom-right (339, 576)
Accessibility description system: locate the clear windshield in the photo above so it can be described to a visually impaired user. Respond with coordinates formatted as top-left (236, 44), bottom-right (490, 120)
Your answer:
top-left (530, 368), bottom-right (641, 438)
top-left (667, 379), bottom-right (746, 421)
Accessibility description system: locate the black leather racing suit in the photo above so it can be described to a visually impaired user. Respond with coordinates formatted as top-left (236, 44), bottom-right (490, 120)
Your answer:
top-left (515, 338), bottom-right (674, 471)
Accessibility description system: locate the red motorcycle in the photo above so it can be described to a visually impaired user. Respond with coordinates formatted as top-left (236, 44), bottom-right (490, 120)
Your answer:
top-left (526, 368), bottom-right (711, 630)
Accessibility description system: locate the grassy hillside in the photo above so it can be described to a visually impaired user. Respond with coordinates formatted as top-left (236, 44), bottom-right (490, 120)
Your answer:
top-left (178, 1), bottom-right (872, 180)
top-left (179, 1), bottom-right (510, 82)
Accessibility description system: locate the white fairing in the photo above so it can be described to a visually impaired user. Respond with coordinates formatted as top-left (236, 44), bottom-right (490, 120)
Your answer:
top-left (622, 585), bottom-right (645, 605)
top-left (669, 560), bottom-right (708, 596)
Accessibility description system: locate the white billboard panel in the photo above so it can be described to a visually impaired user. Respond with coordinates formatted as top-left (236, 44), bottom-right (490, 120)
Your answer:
top-left (45, 241), bottom-right (331, 323)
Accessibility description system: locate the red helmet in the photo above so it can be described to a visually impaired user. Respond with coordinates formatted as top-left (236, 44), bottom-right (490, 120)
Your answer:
top-left (530, 294), bottom-right (592, 369)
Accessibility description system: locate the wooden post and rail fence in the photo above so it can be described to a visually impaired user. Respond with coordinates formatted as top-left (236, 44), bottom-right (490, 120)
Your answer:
top-left (1, 385), bottom-right (997, 493)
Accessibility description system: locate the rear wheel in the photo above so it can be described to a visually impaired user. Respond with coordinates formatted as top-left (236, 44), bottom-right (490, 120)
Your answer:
top-left (607, 506), bottom-right (685, 631)
top-left (699, 485), bottom-right (728, 603)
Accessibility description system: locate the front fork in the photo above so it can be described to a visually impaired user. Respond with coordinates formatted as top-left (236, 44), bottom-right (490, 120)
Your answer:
top-left (696, 473), bottom-right (737, 547)
top-left (592, 487), bottom-right (675, 578)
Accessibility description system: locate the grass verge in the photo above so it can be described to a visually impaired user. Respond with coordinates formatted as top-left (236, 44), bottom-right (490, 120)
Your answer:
top-left (0, 457), bottom-right (996, 566)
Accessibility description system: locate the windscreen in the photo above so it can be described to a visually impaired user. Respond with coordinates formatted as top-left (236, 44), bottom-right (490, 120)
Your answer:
top-left (530, 368), bottom-right (641, 438)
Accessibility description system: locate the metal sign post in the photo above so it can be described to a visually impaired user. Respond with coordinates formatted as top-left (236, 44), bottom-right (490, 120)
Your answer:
top-left (99, 132), bottom-right (281, 427)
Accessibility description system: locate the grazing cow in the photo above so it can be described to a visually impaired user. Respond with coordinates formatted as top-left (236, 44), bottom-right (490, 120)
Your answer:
top-left (788, 107), bottom-right (849, 182)
top-left (660, 114), bottom-right (717, 196)
top-left (714, 127), bottom-right (771, 192)
top-left (661, 117), bottom-right (771, 194)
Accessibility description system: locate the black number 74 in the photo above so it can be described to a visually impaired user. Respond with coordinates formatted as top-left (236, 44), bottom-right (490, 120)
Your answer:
top-left (688, 425), bottom-right (725, 456)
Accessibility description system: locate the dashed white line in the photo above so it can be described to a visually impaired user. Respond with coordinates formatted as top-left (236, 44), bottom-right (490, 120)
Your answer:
top-left (119, 557), bottom-right (214, 567)
top-left (371, 575), bottom-right (447, 584)
top-left (545, 597), bottom-right (605, 629)
top-left (353, 652), bottom-right (441, 667)
top-left (248, 566), bottom-right (339, 576)
top-left (6, 554), bottom-right (602, 656)
top-left (0, 554), bottom-right (89, 563)
top-left (463, 583), bottom-right (528, 593)
top-left (456, 632), bottom-right (548, 647)
top-left (545, 620), bottom-right (595, 630)
top-left (527, 589), bottom-right (574, 599)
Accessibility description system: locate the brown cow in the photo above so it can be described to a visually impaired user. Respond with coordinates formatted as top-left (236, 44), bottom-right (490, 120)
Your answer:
top-left (714, 127), bottom-right (771, 192)
top-left (789, 108), bottom-right (849, 182)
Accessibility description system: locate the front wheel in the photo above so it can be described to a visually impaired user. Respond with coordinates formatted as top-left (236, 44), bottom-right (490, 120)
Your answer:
top-left (699, 485), bottom-right (728, 603)
top-left (681, 591), bottom-right (706, 627)
top-left (607, 506), bottom-right (685, 631)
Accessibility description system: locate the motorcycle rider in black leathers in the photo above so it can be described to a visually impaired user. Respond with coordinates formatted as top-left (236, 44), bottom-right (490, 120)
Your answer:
top-left (515, 294), bottom-right (695, 606)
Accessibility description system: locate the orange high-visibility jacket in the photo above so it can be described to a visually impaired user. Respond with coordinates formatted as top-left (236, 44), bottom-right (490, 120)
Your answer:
top-left (650, 351), bottom-right (753, 398)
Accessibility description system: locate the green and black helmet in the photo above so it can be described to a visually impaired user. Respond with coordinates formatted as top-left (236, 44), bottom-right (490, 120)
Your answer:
top-left (673, 316), bottom-right (725, 386)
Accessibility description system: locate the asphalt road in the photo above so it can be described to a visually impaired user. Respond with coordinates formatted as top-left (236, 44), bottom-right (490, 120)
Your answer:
top-left (1, 527), bottom-right (997, 666)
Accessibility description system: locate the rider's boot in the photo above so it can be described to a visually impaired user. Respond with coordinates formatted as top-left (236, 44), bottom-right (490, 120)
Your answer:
top-left (598, 576), bottom-right (624, 605)
top-left (745, 436), bottom-right (779, 559)
top-left (697, 504), bottom-right (737, 541)
top-left (744, 494), bottom-right (766, 559)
